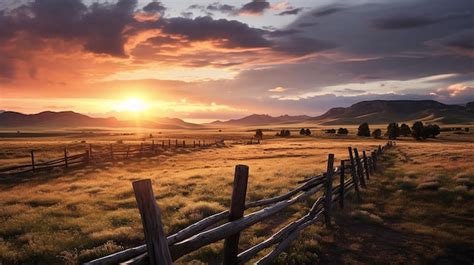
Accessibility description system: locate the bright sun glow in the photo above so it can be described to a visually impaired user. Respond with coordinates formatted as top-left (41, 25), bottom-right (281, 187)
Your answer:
top-left (117, 98), bottom-right (150, 112)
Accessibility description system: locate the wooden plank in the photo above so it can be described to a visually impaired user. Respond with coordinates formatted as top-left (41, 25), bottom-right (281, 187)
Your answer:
top-left (223, 165), bottom-right (249, 265)
top-left (132, 179), bottom-right (172, 265)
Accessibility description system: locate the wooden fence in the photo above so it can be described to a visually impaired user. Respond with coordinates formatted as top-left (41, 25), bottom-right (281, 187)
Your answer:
top-left (0, 139), bottom-right (224, 175)
top-left (85, 140), bottom-right (396, 265)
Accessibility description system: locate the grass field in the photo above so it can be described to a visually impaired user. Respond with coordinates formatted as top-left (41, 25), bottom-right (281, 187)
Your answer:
top-left (0, 127), bottom-right (473, 264)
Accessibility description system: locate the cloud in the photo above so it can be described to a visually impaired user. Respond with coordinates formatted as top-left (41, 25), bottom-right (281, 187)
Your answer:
top-left (142, 1), bottom-right (166, 14)
top-left (206, 2), bottom-right (237, 15)
top-left (269, 86), bottom-right (287, 92)
top-left (372, 12), bottom-right (471, 30)
top-left (240, 0), bottom-right (270, 15)
top-left (278, 8), bottom-right (303, 16)
top-left (431, 83), bottom-right (474, 97)
top-left (312, 6), bottom-right (343, 17)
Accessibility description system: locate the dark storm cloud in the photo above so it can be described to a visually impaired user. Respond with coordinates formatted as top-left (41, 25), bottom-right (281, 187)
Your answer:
top-left (161, 16), bottom-right (271, 48)
top-left (0, 0), bottom-right (138, 57)
top-left (266, 29), bottom-right (300, 37)
top-left (312, 6), bottom-right (344, 17)
top-left (278, 8), bottom-right (303, 16)
top-left (372, 12), bottom-right (471, 30)
top-left (206, 2), bottom-right (237, 15)
top-left (240, 0), bottom-right (270, 15)
top-left (142, 1), bottom-right (166, 14)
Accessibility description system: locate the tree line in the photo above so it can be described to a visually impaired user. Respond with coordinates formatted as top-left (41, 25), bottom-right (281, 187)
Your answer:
top-left (357, 121), bottom-right (441, 140)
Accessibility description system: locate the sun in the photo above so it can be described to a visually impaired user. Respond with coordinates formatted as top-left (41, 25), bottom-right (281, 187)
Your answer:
top-left (117, 97), bottom-right (150, 113)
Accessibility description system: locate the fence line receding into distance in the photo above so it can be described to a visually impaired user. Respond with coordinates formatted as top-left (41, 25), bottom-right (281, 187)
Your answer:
top-left (86, 140), bottom-right (396, 265)
top-left (0, 139), bottom-right (224, 175)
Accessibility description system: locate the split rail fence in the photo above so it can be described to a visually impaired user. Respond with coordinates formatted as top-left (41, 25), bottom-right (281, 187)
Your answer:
top-left (0, 139), bottom-right (224, 175)
top-left (86, 141), bottom-right (396, 265)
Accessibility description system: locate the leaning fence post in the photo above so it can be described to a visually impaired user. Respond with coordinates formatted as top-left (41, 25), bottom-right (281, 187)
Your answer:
top-left (64, 148), bottom-right (68, 168)
top-left (30, 150), bottom-right (36, 172)
top-left (372, 151), bottom-right (377, 171)
top-left (362, 151), bottom-right (370, 180)
top-left (339, 160), bottom-right (345, 209)
top-left (133, 179), bottom-right (172, 265)
top-left (348, 147), bottom-right (361, 200)
top-left (223, 165), bottom-right (249, 265)
top-left (324, 154), bottom-right (334, 227)
top-left (353, 148), bottom-right (366, 188)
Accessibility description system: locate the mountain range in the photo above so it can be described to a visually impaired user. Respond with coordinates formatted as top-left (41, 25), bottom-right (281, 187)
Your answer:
top-left (1, 100), bottom-right (473, 128)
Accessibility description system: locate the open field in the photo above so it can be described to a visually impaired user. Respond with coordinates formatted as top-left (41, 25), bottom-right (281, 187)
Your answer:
top-left (0, 127), bottom-right (473, 264)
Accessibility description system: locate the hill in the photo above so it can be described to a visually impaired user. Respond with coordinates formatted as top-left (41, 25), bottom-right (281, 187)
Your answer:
top-left (0, 111), bottom-right (201, 129)
top-left (312, 100), bottom-right (474, 125)
top-left (209, 114), bottom-right (311, 126)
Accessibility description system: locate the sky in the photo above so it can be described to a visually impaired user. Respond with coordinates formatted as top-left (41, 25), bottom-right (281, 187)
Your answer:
top-left (0, 0), bottom-right (473, 122)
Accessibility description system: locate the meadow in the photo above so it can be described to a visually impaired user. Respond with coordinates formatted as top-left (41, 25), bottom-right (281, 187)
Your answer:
top-left (0, 125), bottom-right (473, 264)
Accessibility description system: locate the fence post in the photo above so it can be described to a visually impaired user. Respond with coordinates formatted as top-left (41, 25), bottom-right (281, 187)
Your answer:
top-left (84, 150), bottom-right (90, 165)
top-left (372, 151), bottom-right (377, 171)
top-left (64, 148), bottom-right (68, 168)
top-left (378, 145), bottom-right (382, 155)
top-left (324, 154), bottom-right (334, 227)
top-left (162, 140), bottom-right (165, 149)
top-left (223, 165), bottom-right (249, 265)
top-left (183, 140), bottom-right (185, 148)
top-left (110, 144), bottom-right (114, 160)
top-left (348, 147), bottom-right (361, 200)
top-left (30, 150), bottom-right (36, 172)
top-left (175, 139), bottom-right (178, 147)
top-left (193, 141), bottom-right (196, 148)
top-left (362, 150), bottom-right (370, 180)
top-left (353, 148), bottom-right (366, 188)
top-left (339, 160), bottom-right (345, 209)
top-left (132, 179), bottom-right (172, 265)
top-left (168, 139), bottom-right (171, 148)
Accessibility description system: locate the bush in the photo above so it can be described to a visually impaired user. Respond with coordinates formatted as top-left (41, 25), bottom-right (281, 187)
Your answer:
top-left (255, 129), bottom-right (263, 140)
top-left (400, 123), bottom-right (411, 136)
top-left (299, 128), bottom-right (311, 136)
top-left (386, 122), bottom-right (400, 139)
top-left (337, 128), bottom-right (348, 135)
top-left (357, 122), bottom-right (371, 137)
top-left (372, 128), bottom-right (382, 138)
top-left (412, 121), bottom-right (440, 140)
top-left (299, 128), bottom-right (305, 135)
top-left (278, 130), bottom-right (291, 137)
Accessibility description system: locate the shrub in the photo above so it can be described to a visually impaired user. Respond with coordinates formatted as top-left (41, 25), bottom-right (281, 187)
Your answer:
top-left (372, 128), bottom-right (382, 138)
top-left (337, 128), bottom-right (348, 135)
top-left (386, 122), bottom-right (400, 139)
top-left (357, 122), bottom-right (371, 137)
top-left (299, 128), bottom-right (305, 135)
top-left (304, 128), bottom-right (311, 136)
top-left (400, 123), bottom-right (411, 136)
top-left (255, 129), bottom-right (263, 140)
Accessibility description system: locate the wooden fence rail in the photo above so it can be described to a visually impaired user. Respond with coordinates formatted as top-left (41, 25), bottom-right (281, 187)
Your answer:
top-left (0, 139), bottom-right (224, 175)
top-left (85, 140), bottom-right (396, 265)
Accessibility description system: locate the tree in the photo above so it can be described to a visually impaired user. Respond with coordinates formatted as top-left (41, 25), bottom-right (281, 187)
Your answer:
top-left (304, 128), bottom-right (311, 136)
top-left (412, 121), bottom-right (424, 140)
top-left (372, 128), bottom-right (382, 138)
top-left (423, 124), bottom-right (440, 138)
top-left (400, 123), bottom-right (411, 136)
top-left (386, 122), bottom-right (400, 139)
top-left (357, 122), bottom-right (371, 137)
top-left (299, 128), bottom-right (305, 135)
top-left (337, 128), bottom-right (348, 135)
top-left (255, 129), bottom-right (263, 140)
top-left (284, 130), bottom-right (291, 137)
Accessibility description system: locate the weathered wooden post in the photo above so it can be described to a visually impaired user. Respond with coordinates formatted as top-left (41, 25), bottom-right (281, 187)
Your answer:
top-left (378, 145), bottom-right (382, 155)
top-left (362, 150), bottom-right (370, 180)
top-left (223, 165), bottom-right (249, 265)
top-left (84, 150), bottom-right (90, 165)
top-left (372, 151), bottom-right (377, 171)
top-left (110, 144), bottom-right (114, 160)
top-left (323, 154), bottom-right (334, 227)
top-left (348, 147), bottom-right (361, 200)
top-left (353, 148), bottom-right (366, 188)
top-left (198, 140), bottom-right (201, 147)
top-left (132, 179), bottom-right (172, 265)
top-left (339, 160), bottom-right (345, 209)
top-left (193, 140), bottom-right (196, 148)
top-left (183, 140), bottom-right (185, 147)
top-left (30, 150), bottom-right (36, 172)
top-left (64, 148), bottom-right (68, 168)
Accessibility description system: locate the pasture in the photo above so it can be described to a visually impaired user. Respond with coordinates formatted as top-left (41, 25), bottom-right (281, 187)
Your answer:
top-left (0, 126), bottom-right (473, 264)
